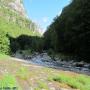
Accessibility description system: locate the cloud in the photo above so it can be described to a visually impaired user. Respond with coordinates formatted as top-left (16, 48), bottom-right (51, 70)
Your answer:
top-left (42, 17), bottom-right (48, 23)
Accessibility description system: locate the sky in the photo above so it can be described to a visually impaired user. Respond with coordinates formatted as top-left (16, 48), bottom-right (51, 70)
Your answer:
top-left (23, 0), bottom-right (71, 32)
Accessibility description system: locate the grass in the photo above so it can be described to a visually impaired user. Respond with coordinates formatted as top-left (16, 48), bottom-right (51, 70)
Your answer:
top-left (0, 73), bottom-right (20, 90)
top-left (16, 67), bottom-right (30, 80)
top-left (0, 53), bottom-right (10, 60)
top-left (50, 73), bottom-right (90, 90)
top-left (35, 81), bottom-right (49, 90)
top-left (0, 7), bottom-right (40, 37)
top-left (0, 17), bottom-right (39, 38)
top-left (0, 54), bottom-right (90, 90)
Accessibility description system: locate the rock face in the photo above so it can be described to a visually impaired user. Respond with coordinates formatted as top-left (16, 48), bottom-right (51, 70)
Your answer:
top-left (0, 0), bottom-right (26, 17)
top-left (8, 0), bottom-right (26, 17)
top-left (0, 0), bottom-right (40, 34)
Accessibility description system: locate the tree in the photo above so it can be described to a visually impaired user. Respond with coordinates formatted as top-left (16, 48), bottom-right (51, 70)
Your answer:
top-left (44, 0), bottom-right (90, 62)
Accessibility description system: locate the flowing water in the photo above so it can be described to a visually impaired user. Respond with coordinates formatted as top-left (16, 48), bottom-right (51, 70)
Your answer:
top-left (15, 52), bottom-right (90, 75)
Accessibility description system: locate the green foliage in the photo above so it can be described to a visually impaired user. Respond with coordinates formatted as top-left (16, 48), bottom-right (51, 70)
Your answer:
top-left (0, 4), bottom-right (41, 54)
top-left (51, 74), bottom-right (90, 90)
top-left (10, 35), bottom-right (44, 53)
top-left (0, 74), bottom-right (18, 89)
top-left (44, 27), bottom-right (58, 51)
top-left (11, 35), bottom-right (44, 53)
top-left (44, 0), bottom-right (90, 62)
top-left (35, 81), bottom-right (49, 90)
top-left (16, 67), bottom-right (30, 80)
top-left (31, 37), bottom-right (44, 52)
top-left (16, 35), bottom-right (32, 50)
top-left (0, 53), bottom-right (10, 60)
top-left (0, 0), bottom-right (40, 36)
top-left (0, 30), bottom-right (10, 54)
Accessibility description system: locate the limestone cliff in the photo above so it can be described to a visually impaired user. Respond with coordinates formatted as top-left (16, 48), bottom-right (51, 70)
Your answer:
top-left (8, 0), bottom-right (26, 17)
top-left (0, 0), bottom-right (26, 17)
top-left (0, 0), bottom-right (40, 35)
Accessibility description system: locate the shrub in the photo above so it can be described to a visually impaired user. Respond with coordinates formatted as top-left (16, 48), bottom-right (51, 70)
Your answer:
top-left (0, 30), bottom-right (10, 54)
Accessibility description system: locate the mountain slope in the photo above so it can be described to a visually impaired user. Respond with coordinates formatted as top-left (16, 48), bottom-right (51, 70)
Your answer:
top-left (44, 0), bottom-right (90, 62)
top-left (0, 0), bottom-right (40, 37)
top-left (0, 0), bottom-right (42, 54)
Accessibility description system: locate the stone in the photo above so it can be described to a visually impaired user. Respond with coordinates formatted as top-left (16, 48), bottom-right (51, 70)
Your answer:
top-left (50, 87), bottom-right (55, 90)
top-left (15, 52), bottom-right (23, 59)
top-left (82, 68), bottom-right (89, 71)
top-left (84, 64), bottom-right (90, 68)
top-left (75, 67), bottom-right (82, 70)
top-left (60, 88), bottom-right (71, 90)
top-left (75, 61), bottom-right (85, 67)
top-left (8, 0), bottom-right (26, 17)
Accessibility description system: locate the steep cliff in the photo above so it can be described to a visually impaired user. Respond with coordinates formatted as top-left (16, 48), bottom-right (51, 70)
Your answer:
top-left (0, 0), bottom-right (40, 36)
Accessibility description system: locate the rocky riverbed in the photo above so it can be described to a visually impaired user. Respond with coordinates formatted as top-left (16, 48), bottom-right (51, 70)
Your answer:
top-left (14, 52), bottom-right (90, 75)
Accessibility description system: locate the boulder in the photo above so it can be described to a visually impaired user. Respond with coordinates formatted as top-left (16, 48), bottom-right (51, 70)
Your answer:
top-left (74, 61), bottom-right (85, 67)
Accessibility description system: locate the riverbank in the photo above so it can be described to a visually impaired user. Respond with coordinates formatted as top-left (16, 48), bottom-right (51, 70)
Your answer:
top-left (14, 52), bottom-right (90, 75)
top-left (0, 54), bottom-right (90, 90)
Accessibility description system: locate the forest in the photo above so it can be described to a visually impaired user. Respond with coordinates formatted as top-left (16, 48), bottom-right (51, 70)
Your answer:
top-left (44, 0), bottom-right (90, 62)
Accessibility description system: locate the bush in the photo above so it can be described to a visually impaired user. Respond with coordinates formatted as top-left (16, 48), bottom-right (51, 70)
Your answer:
top-left (0, 31), bottom-right (10, 54)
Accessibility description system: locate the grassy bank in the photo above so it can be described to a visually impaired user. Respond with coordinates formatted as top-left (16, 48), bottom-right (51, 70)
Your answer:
top-left (0, 54), bottom-right (90, 90)
top-left (48, 73), bottom-right (90, 90)
top-left (0, 53), bottom-right (10, 60)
